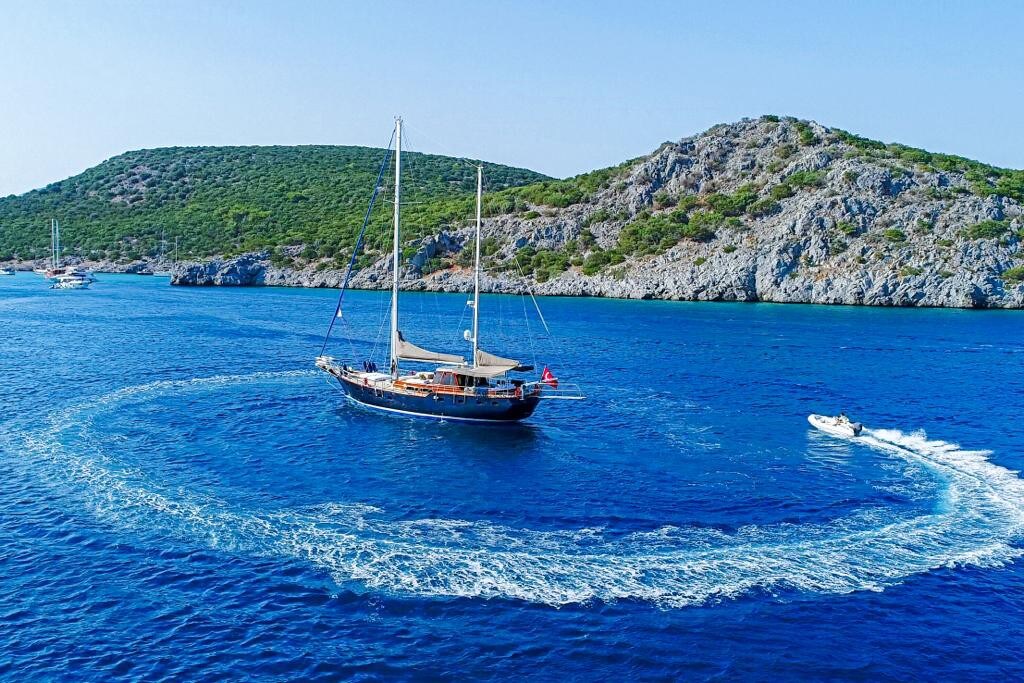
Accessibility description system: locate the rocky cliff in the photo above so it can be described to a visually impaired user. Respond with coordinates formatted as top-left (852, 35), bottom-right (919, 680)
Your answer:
top-left (170, 116), bottom-right (1024, 308)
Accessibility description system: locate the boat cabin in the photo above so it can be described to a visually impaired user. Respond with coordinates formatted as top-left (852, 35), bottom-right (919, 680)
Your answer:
top-left (434, 369), bottom-right (490, 388)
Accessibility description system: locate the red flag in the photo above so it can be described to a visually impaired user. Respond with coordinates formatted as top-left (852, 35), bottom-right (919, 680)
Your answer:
top-left (541, 366), bottom-right (559, 388)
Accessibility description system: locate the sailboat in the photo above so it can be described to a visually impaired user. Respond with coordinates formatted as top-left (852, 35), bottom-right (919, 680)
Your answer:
top-left (315, 118), bottom-right (583, 422)
top-left (152, 233), bottom-right (176, 276)
top-left (43, 219), bottom-right (95, 283)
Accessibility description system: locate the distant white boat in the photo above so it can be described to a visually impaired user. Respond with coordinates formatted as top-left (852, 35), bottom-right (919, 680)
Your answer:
top-left (0, 267), bottom-right (14, 276)
top-left (50, 274), bottom-right (90, 290)
top-left (43, 219), bottom-right (96, 282)
top-left (152, 233), bottom-right (177, 276)
top-left (808, 413), bottom-right (863, 437)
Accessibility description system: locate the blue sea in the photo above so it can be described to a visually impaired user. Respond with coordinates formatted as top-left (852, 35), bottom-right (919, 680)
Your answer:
top-left (1, 273), bottom-right (1022, 680)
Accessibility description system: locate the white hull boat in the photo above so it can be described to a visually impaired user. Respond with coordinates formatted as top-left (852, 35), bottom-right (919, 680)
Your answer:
top-left (0, 268), bottom-right (14, 276)
top-left (41, 219), bottom-right (96, 282)
top-left (808, 414), bottom-right (863, 437)
top-left (50, 274), bottom-right (90, 290)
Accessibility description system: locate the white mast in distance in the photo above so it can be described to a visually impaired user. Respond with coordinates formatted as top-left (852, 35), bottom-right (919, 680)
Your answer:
top-left (389, 117), bottom-right (403, 377)
top-left (471, 165), bottom-right (482, 367)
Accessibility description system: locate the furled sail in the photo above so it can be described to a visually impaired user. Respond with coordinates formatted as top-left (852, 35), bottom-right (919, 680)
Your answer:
top-left (475, 348), bottom-right (520, 372)
top-left (396, 331), bottom-right (465, 364)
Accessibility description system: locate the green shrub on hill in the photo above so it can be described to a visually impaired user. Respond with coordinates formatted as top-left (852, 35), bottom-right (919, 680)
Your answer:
top-left (786, 170), bottom-right (824, 188)
top-left (793, 121), bottom-right (819, 146)
top-left (703, 184), bottom-right (758, 216)
top-left (746, 198), bottom-right (780, 217)
top-left (963, 219), bottom-right (1011, 240)
top-left (580, 247), bottom-right (625, 276)
top-left (1002, 265), bottom-right (1024, 283)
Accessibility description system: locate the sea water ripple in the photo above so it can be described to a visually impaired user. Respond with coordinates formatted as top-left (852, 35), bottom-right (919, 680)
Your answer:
top-left (16, 371), bottom-right (1024, 608)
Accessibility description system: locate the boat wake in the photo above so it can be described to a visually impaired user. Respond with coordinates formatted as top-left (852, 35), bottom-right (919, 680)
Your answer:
top-left (18, 373), bottom-right (1024, 608)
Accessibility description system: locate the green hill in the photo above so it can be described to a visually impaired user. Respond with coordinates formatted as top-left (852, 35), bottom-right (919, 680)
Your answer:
top-left (0, 145), bottom-right (550, 262)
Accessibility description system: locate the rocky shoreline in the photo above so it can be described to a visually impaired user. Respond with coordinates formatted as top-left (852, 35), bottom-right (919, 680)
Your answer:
top-left (0, 257), bottom-right (164, 275)
top-left (164, 246), bottom-right (1024, 309)
top-left (0, 257), bottom-right (164, 276)
top-left (5, 247), bottom-right (1020, 309)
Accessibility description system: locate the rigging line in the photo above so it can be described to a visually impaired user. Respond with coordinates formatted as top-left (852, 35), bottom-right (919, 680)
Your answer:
top-left (520, 287), bottom-right (539, 371)
top-left (452, 298), bottom-right (468, 347)
top-left (318, 130), bottom-right (395, 357)
top-left (511, 254), bottom-right (551, 334)
top-left (369, 289), bottom-right (392, 365)
top-left (338, 314), bottom-right (358, 362)
top-left (402, 122), bottom-right (484, 175)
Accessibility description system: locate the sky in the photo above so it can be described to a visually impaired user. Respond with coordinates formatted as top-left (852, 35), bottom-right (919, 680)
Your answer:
top-left (1, 0), bottom-right (1022, 196)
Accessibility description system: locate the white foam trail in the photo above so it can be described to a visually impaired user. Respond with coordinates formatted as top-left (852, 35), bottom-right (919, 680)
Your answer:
top-left (18, 375), bottom-right (1024, 607)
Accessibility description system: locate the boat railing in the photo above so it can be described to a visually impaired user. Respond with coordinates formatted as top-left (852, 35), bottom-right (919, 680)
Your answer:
top-left (528, 382), bottom-right (586, 400)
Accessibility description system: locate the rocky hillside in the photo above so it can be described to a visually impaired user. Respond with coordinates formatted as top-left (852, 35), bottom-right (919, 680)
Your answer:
top-left (172, 116), bottom-right (1024, 308)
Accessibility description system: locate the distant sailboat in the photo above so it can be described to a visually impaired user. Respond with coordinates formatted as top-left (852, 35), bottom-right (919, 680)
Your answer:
top-left (43, 219), bottom-right (95, 282)
top-left (152, 233), bottom-right (176, 276)
top-left (316, 118), bottom-right (583, 422)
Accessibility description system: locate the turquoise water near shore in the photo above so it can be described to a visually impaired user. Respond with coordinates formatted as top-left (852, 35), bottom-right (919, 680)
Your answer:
top-left (1, 274), bottom-right (1022, 680)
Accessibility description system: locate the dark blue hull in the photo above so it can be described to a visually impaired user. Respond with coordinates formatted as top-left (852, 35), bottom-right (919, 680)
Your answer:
top-left (336, 376), bottom-right (541, 422)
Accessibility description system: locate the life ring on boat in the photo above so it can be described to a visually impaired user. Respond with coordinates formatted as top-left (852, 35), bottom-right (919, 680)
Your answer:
top-left (363, 378), bottom-right (369, 386)
top-left (514, 386), bottom-right (522, 399)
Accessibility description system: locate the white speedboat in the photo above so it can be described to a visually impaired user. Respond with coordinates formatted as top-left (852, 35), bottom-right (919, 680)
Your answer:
top-left (50, 274), bottom-right (90, 290)
top-left (808, 413), bottom-right (863, 437)
top-left (0, 267), bottom-right (14, 276)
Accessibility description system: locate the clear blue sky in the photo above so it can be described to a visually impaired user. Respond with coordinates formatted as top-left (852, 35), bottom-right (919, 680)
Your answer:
top-left (2, 0), bottom-right (1022, 197)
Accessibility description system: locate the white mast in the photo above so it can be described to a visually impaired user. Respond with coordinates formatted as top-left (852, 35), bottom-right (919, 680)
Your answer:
top-left (53, 219), bottom-right (60, 268)
top-left (471, 165), bottom-right (482, 367)
top-left (50, 219), bottom-right (56, 268)
top-left (389, 117), bottom-right (403, 377)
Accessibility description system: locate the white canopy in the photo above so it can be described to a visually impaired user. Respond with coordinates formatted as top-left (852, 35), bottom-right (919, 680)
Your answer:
top-left (475, 348), bottom-right (520, 373)
top-left (396, 331), bottom-right (465, 364)
top-left (437, 365), bottom-right (512, 378)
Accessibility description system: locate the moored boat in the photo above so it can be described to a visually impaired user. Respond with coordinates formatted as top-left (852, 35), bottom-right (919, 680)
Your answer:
top-left (0, 267), bottom-right (14, 276)
top-left (50, 274), bottom-right (90, 290)
top-left (152, 233), bottom-right (176, 276)
top-left (42, 219), bottom-right (96, 282)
